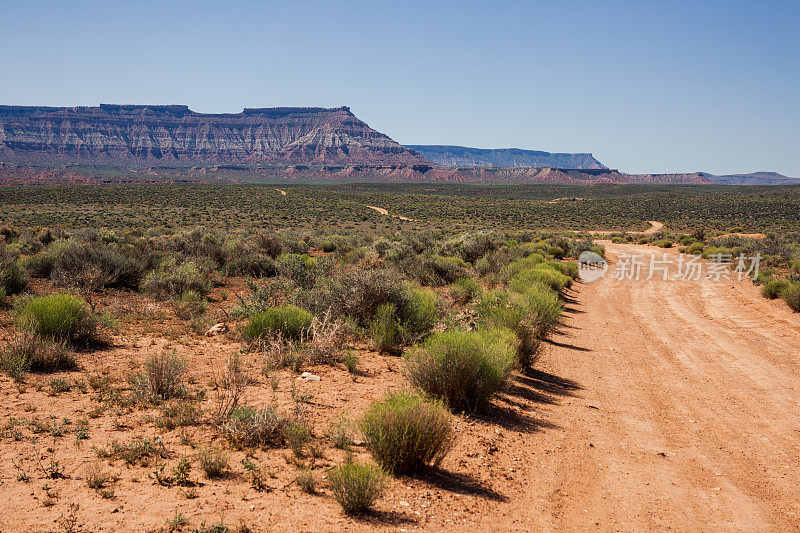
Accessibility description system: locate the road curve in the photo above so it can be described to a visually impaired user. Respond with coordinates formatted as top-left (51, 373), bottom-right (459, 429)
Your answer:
top-left (492, 242), bottom-right (800, 531)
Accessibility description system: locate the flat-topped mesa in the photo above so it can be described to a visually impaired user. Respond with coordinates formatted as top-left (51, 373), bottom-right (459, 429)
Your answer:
top-left (0, 104), bottom-right (427, 165)
top-left (408, 145), bottom-right (608, 170)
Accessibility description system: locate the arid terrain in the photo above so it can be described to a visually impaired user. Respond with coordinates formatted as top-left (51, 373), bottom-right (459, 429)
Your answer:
top-left (1, 236), bottom-right (798, 531)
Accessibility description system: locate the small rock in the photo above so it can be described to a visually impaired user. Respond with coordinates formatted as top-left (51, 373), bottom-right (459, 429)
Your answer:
top-left (205, 323), bottom-right (228, 336)
top-left (297, 372), bottom-right (321, 382)
top-left (399, 500), bottom-right (410, 507)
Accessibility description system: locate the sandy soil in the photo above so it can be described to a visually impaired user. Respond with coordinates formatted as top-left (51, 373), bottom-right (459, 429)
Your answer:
top-left (275, 189), bottom-right (287, 196)
top-left (591, 221), bottom-right (664, 236)
top-left (2, 243), bottom-right (798, 531)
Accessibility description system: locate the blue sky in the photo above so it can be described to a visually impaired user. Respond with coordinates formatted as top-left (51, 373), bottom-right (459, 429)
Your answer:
top-left (1, 0), bottom-right (798, 175)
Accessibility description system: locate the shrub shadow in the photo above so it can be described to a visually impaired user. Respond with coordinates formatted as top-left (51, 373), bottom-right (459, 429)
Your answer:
top-left (351, 510), bottom-right (418, 527)
top-left (410, 469), bottom-right (508, 502)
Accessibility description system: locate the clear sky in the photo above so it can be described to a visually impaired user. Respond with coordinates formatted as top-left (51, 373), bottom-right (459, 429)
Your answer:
top-left (1, 0), bottom-right (798, 175)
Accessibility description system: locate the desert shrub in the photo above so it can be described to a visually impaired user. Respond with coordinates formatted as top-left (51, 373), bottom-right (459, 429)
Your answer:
top-left (544, 260), bottom-right (579, 280)
top-left (129, 351), bottom-right (187, 402)
top-left (220, 405), bottom-right (287, 449)
top-left (398, 285), bottom-right (440, 337)
top-left (360, 391), bottom-right (454, 474)
top-left (197, 447), bottom-right (229, 479)
top-left (328, 461), bottom-right (387, 515)
top-left (783, 282), bottom-right (800, 311)
top-left (761, 278), bottom-right (790, 299)
top-left (96, 436), bottom-right (169, 466)
top-left (369, 303), bottom-right (403, 354)
top-left (171, 290), bottom-right (207, 319)
top-left (226, 252), bottom-right (277, 277)
top-left (450, 277), bottom-right (480, 304)
top-left (23, 250), bottom-right (59, 278)
top-left (0, 332), bottom-right (75, 378)
top-left (300, 268), bottom-right (405, 326)
top-left (253, 232), bottom-right (284, 258)
top-left (0, 256), bottom-right (28, 296)
top-left (276, 253), bottom-right (324, 288)
top-left (157, 400), bottom-right (202, 429)
top-left (653, 239), bottom-right (673, 248)
top-left (302, 312), bottom-right (343, 365)
top-left (141, 258), bottom-right (211, 298)
top-left (242, 305), bottom-right (312, 342)
top-left (476, 287), bottom-right (561, 367)
top-left (428, 255), bottom-right (471, 285)
top-left (501, 254), bottom-right (544, 280)
top-left (52, 241), bottom-right (145, 292)
top-left (508, 266), bottom-right (571, 293)
top-left (405, 328), bottom-right (517, 411)
top-left (16, 293), bottom-right (97, 344)
top-left (284, 415), bottom-right (313, 457)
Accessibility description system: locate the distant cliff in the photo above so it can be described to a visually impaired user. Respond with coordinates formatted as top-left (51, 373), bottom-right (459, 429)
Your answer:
top-left (0, 104), bottom-right (428, 165)
top-left (702, 172), bottom-right (800, 185)
top-left (407, 145), bottom-right (606, 169)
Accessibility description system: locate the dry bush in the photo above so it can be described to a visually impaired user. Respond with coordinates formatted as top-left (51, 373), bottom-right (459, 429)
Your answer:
top-left (213, 353), bottom-right (252, 421)
top-left (129, 351), bottom-right (188, 403)
top-left (219, 405), bottom-right (287, 449)
top-left (197, 447), bottom-right (229, 479)
top-left (301, 311), bottom-right (343, 365)
top-left (1, 331), bottom-right (75, 379)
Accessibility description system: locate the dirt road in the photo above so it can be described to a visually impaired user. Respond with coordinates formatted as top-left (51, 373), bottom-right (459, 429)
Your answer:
top-left (491, 242), bottom-right (800, 531)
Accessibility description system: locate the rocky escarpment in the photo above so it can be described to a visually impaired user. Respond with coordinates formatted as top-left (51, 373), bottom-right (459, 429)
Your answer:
top-left (0, 105), bottom-right (428, 165)
top-left (407, 145), bottom-right (607, 169)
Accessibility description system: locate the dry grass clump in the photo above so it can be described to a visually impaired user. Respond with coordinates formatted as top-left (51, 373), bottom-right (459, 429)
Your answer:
top-left (197, 447), bottom-right (229, 479)
top-left (129, 351), bottom-right (188, 403)
top-left (0, 331), bottom-right (75, 380)
top-left (360, 391), bottom-right (454, 474)
top-left (328, 460), bottom-right (387, 515)
top-left (219, 405), bottom-right (287, 449)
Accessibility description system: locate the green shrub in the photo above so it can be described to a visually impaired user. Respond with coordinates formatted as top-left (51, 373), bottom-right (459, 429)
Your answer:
top-left (476, 287), bottom-right (562, 367)
top-left (369, 303), bottom-right (403, 354)
top-left (299, 268), bottom-right (405, 326)
top-left (0, 258), bottom-right (28, 296)
top-left (52, 242), bottom-right (145, 291)
top-left (328, 461), bottom-right (387, 515)
top-left (653, 239), bottom-right (673, 248)
top-left (360, 391), bottom-right (454, 474)
top-left (398, 285), bottom-right (440, 337)
top-left (141, 258), bottom-right (211, 298)
top-left (450, 277), bottom-right (480, 304)
top-left (276, 253), bottom-right (320, 288)
top-left (544, 260), bottom-right (579, 280)
top-left (783, 282), bottom-right (800, 311)
top-left (761, 278), bottom-right (790, 299)
top-left (16, 293), bottom-right (97, 344)
top-left (405, 328), bottom-right (517, 411)
top-left (129, 351), bottom-right (187, 402)
top-left (508, 266), bottom-right (571, 293)
top-left (171, 290), bottom-right (207, 319)
top-left (242, 305), bottom-right (312, 342)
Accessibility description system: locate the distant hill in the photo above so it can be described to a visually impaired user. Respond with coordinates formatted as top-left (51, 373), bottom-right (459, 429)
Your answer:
top-left (0, 104), bottom-right (429, 166)
top-left (407, 145), bottom-right (606, 169)
top-left (702, 172), bottom-right (800, 185)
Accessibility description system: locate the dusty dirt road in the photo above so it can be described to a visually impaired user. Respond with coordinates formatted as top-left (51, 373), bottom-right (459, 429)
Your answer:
top-left (486, 242), bottom-right (800, 531)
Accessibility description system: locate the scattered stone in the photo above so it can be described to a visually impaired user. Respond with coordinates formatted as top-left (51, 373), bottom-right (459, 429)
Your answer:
top-left (205, 323), bottom-right (228, 336)
top-left (297, 372), bottom-right (321, 382)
